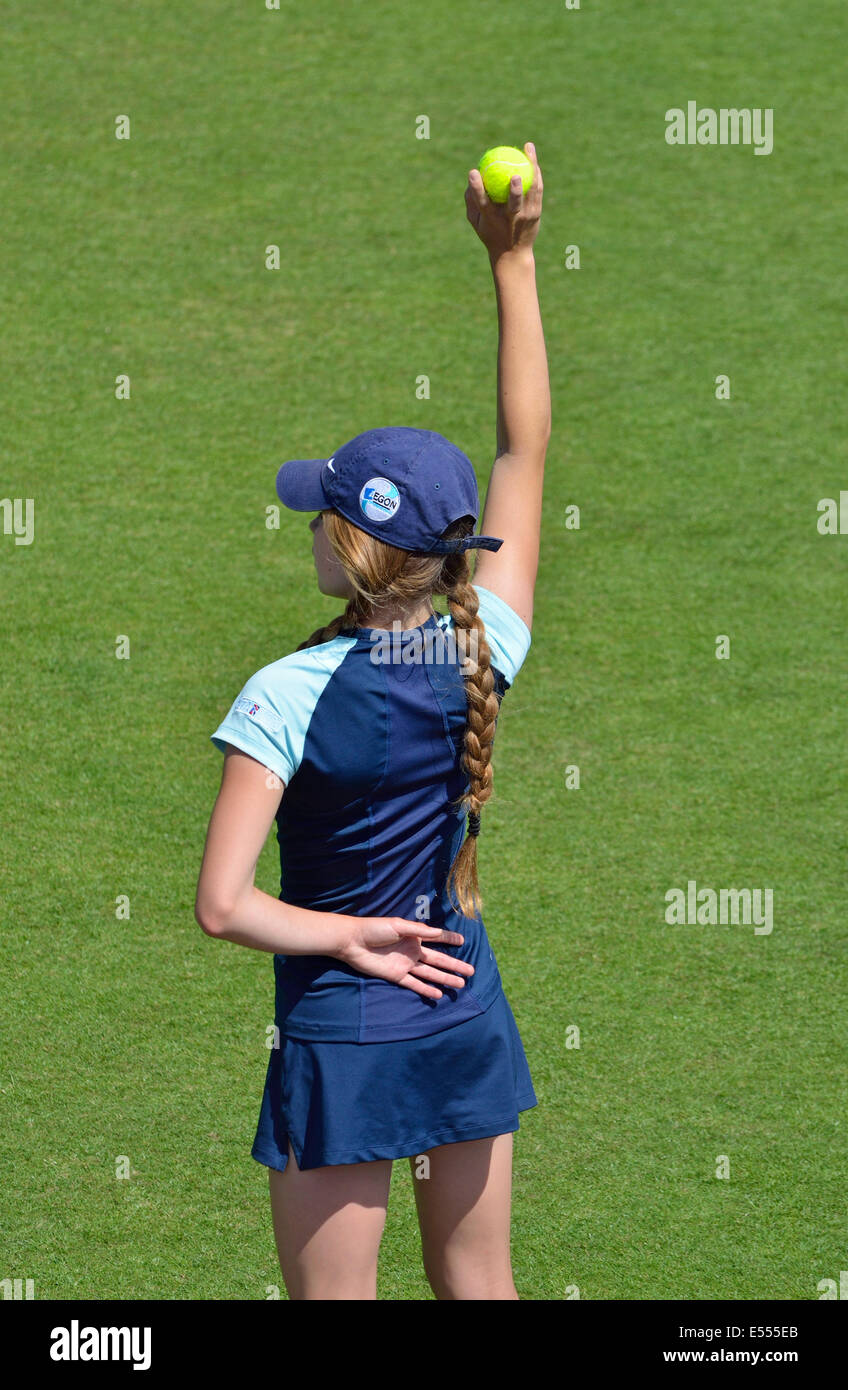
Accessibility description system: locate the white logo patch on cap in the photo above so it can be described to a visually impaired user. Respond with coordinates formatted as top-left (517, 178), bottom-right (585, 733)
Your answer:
top-left (360, 476), bottom-right (400, 523)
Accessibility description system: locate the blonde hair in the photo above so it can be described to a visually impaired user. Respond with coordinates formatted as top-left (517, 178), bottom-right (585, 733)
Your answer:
top-left (298, 510), bottom-right (500, 919)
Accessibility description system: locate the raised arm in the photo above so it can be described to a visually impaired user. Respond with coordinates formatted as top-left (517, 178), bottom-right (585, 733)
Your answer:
top-left (464, 142), bottom-right (550, 630)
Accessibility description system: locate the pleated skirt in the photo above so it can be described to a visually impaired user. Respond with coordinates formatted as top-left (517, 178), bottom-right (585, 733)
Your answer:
top-left (251, 986), bottom-right (537, 1172)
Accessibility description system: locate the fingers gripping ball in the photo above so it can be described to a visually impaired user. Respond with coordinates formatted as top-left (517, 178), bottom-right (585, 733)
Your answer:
top-left (478, 145), bottom-right (534, 203)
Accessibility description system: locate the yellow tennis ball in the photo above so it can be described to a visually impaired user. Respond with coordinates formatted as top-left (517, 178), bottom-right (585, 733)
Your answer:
top-left (478, 145), bottom-right (534, 203)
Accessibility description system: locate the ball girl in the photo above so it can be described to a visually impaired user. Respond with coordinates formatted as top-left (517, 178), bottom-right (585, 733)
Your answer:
top-left (195, 142), bottom-right (550, 1299)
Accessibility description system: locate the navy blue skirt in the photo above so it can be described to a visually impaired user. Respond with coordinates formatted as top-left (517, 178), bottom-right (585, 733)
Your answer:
top-left (251, 986), bottom-right (537, 1172)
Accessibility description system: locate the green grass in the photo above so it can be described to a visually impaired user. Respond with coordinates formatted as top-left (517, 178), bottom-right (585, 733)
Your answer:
top-left (1, 0), bottom-right (846, 1300)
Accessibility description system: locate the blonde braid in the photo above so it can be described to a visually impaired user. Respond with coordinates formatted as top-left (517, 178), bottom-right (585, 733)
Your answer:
top-left (443, 562), bottom-right (501, 918)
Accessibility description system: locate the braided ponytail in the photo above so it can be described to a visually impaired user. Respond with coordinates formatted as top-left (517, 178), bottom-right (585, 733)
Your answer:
top-left (441, 557), bottom-right (500, 919)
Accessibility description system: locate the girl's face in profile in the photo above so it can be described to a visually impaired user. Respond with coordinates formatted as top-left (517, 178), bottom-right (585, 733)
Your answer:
top-left (310, 512), bottom-right (352, 598)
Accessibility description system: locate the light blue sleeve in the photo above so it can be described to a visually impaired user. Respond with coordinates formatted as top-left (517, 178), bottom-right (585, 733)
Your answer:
top-left (474, 585), bottom-right (532, 687)
top-left (210, 635), bottom-right (356, 785)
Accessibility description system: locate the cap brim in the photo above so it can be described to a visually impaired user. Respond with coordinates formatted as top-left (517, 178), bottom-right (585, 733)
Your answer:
top-left (275, 458), bottom-right (331, 512)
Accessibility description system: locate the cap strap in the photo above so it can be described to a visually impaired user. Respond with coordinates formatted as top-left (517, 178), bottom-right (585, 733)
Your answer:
top-left (423, 535), bottom-right (504, 555)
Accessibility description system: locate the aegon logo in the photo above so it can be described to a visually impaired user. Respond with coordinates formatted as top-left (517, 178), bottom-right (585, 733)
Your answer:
top-left (360, 477), bottom-right (400, 523)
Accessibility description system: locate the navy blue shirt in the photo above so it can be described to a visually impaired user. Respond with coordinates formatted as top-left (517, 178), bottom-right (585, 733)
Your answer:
top-left (211, 585), bottom-right (531, 1042)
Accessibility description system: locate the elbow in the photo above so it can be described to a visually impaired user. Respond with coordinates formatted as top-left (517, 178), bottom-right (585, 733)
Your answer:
top-left (194, 894), bottom-right (235, 939)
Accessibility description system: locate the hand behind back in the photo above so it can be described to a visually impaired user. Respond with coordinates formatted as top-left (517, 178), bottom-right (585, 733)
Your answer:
top-left (335, 916), bottom-right (475, 1000)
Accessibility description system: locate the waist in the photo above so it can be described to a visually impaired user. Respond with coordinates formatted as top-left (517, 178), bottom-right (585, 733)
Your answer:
top-left (272, 929), bottom-right (502, 1043)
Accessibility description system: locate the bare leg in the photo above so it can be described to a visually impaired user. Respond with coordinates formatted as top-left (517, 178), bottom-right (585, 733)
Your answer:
top-left (409, 1132), bottom-right (518, 1300)
top-left (268, 1140), bottom-right (393, 1300)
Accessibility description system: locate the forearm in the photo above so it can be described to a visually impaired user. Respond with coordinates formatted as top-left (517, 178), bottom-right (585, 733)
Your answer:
top-left (490, 249), bottom-right (551, 457)
top-left (204, 884), bottom-right (351, 957)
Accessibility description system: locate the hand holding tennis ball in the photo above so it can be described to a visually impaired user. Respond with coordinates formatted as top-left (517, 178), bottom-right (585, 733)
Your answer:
top-left (465, 141), bottom-right (543, 261)
top-left (478, 145), bottom-right (535, 203)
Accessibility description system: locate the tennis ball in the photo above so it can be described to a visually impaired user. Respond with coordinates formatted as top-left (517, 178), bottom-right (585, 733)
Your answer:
top-left (478, 145), bottom-right (534, 203)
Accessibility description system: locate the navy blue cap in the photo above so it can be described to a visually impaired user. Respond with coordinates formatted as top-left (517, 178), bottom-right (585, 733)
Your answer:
top-left (275, 427), bottom-right (503, 555)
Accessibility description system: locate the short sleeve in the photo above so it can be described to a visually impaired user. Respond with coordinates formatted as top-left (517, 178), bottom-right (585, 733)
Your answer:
top-left (210, 680), bottom-right (297, 785)
top-left (210, 637), bottom-right (359, 786)
top-left (474, 585), bottom-right (532, 687)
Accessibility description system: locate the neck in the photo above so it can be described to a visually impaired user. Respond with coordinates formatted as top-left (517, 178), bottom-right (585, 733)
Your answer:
top-left (360, 596), bottom-right (435, 632)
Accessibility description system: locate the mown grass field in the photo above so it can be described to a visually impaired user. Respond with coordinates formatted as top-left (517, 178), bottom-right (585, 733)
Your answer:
top-left (1, 0), bottom-right (845, 1300)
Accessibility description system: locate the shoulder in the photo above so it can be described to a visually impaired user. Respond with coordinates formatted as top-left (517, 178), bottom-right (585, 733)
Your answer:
top-left (253, 631), bottom-right (357, 685)
top-left (472, 585), bottom-right (532, 688)
top-left (210, 632), bottom-right (357, 783)
top-left (440, 586), bottom-right (531, 690)
top-left (239, 631), bottom-right (358, 716)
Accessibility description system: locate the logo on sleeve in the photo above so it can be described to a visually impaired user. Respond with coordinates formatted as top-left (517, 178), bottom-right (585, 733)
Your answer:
top-left (359, 477), bottom-right (400, 523)
top-left (234, 695), bottom-right (283, 732)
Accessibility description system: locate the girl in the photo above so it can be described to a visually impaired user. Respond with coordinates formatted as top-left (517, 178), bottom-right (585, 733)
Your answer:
top-left (195, 142), bottom-right (550, 1300)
